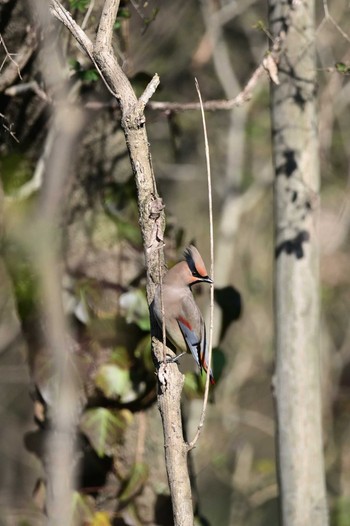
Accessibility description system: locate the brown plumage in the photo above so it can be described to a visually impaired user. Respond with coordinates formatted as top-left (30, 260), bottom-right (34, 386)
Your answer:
top-left (153, 245), bottom-right (214, 384)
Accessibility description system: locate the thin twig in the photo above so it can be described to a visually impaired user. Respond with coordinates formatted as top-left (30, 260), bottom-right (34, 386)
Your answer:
top-left (81, 0), bottom-right (95, 30)
top-left (50, 1), bottom-right (94, 59)
top-left (0, 34), bottom-right (22, 79)
top-left (50, 0), bottom-right (134, 105)
top-left (138, 73), bottom-right (160, 111)
top-left (188, 78), bottom-right (214, 450)
top-left (0, 112), bottom-right (19, 143)
top-left (135, 412), bottom-right (147, 464)
top-left (148, 35), bottom-right (283, 113)
top-left (322, 0), bottom-right (350, 44)
top-left (147, 72), bottom-right (261, 112)
top-left (6, 123), bottom-right (56, 201)
top-left (5, 80), bottom-right (48, 100)
top-left (158, 251), bottom-right (167, 364)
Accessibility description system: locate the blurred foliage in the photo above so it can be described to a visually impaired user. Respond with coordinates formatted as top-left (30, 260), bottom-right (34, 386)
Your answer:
top-left (119, 462), bottom-right (149, 503)
top-left (332, 498), bottom-right (350, 526)
top-left (4, 242), bottom-right (39, 320)
top-left (69, 59), bottom-right (100, 84)
top-left (69, 0), bottom-right (90, 12)
top-left (0, 153), bottom-right (32, 194)
top-left (80, 408), bottom-right (131, 458)
top-left (0, 0), bottom-right (349, 524)
top-left (335, 62), bottom-right (350, 75)
top-left (113, 7), bottom-right (131, 30)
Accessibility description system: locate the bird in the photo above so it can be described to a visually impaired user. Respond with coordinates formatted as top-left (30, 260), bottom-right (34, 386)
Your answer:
top-left (153, 245), bottom-right (215, 385)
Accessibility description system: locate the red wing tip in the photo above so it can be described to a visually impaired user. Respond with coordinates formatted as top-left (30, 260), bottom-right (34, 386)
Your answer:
top-left (178, 315), bottom-right (192, 331)
top-left (210, 377), bottom-right (216, 386)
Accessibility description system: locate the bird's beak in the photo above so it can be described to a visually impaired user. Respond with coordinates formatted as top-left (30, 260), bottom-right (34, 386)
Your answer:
top-left (202, 276), bottom-right (213, 284)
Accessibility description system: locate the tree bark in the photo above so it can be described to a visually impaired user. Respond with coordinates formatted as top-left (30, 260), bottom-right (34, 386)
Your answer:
top-left (157, 360), bottom-right (193, 525)
top-left (269, 1), bottom-right (328, 524)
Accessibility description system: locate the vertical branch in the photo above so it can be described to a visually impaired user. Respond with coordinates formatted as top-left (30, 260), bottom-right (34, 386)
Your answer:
top-left (268, 1), bottom-right (328, 524)
top-left (30, 2), bottom-right (86, 524)
top-left (157, 359), bottom-right (193, 525)
top-left (95, 0), bottom-right (120, 50)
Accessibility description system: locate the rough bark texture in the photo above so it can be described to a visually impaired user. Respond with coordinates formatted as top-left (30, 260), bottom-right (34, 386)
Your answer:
top-left (269, 1), bottom-right (328, 524)
top-left (157, 359), bottom-right (194, 526)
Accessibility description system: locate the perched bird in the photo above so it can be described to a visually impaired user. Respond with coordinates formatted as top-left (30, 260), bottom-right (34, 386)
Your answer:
top-left (153, 245), bottom-right (215, 385)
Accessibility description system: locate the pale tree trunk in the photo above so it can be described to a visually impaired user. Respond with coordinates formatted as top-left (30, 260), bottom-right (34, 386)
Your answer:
top-left (268, 1), bottom-right (328, 525)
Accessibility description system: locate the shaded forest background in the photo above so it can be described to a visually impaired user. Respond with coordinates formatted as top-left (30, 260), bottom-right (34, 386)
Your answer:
top-left (0, 0), bottom-right (350, 524)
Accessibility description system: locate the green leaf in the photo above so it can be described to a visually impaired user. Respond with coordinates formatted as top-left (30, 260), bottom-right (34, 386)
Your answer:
top-left (113, 7), bottom-right (131, 31)
top-left (333, 497), bottom-right (350, 526)
top-left (69, 58), bottom-right (99, 83)
top-left (119, 462), bottom-right (149, 503)
top-left (111, 346), bottom-right (132, 369)
top-left (95, 363), bottom-right (131, 399)
top-left (144, 8), bottom-right (159, 27)
top-left (119, 289), bottom-right (150, 331)
top-left (81, 69), bottom-right (99, 82)
top-left (68, 58), bottom-right (81, 71)
top-left (80, 408), bottom-right (131, 457)
top-left (183, 372), bottom-right (201, 399)
top-left (335, 62), bottom-right (350, 74)
top-left (183, 348), bottom-right (225, 397)
top-left (5, 247), bottom-right (39, 320)
top-left (118, 7), bottom-right (131, 19)
top-left (69, 0), bottom-right (90, 12)
top-left (117, 219), bottom-right (142, 244)
top-left (212, 347), bottom-right (227, 382)
top-left (0, 153), bottom-right (32, 194)
top-left (134, 335), bottom-right (153, 372)
top-left (252, 19), bottom-right (266, 31)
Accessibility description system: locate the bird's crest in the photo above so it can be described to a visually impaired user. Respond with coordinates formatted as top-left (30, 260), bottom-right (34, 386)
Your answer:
top-left (184, 245), bottom-right (208, 279)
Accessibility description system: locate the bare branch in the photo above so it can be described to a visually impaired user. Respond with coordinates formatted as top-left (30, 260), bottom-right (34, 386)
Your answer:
top-left (82, 0), bottom-right (95, 30)
top-left (50, 0), bottom-right (94, 59)
top-left (147, 35), bottom-right (283, 113)
top-left (95, 0), bottom-right (120, 51)
top-left (0, 33), bottom-right (23, 80)
top-left (6, 124), bottom-right (55, 201)
top-left (0, 29), bottom-right (37, 91)
top-left (5, 80), bottom-right (48, 100)
top-left (50, 0), bottom-right (136, 110)
top-left (156, 356), bottom-right (193, 524)
top-left (138, 73), bottom-right (160, 111)
top-left (0, 112), bottom-right (19, 143)
top-left (322, 0), bottom-right (350, 43)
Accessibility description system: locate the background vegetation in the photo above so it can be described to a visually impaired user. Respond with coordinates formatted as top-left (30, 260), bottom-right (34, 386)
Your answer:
top-left (0, 0), bottom-right (349, 524)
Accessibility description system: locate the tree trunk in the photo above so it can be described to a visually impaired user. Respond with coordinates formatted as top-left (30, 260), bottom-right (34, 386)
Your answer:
top-left (268, 1), bottom-right (328, 524)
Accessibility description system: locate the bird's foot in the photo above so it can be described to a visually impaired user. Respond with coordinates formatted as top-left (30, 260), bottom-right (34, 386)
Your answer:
top-left (166, 351), bottom-right (186, 364)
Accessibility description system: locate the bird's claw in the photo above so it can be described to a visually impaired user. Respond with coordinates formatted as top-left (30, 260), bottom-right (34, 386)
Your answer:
top-left (166, 351), bottom-right (186, 364)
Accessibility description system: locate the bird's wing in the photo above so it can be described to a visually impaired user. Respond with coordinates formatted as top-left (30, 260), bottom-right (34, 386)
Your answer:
top-left (177, 296), bottom-right (215, 384)
top-left (177, 316), bottom-right (202, 369)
